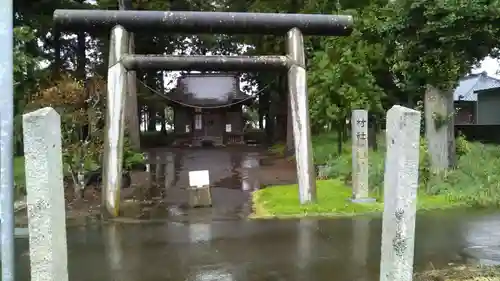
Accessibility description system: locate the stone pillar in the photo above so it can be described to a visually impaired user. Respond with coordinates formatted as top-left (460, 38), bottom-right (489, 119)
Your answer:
top-left (286, 27), bottom-right (316, 204)
top-left (23, 107), bottom-right (68, 281)
top-left (125, 32), bottom-right (141, 150)
top-left (102, 25), bottom-right (129, 218)
top-left (424, 85), bottom-right (456, 171)
top-left (380, 105), bottom-right (421, 281)
top-left (351, 109), bottom-right (374, 203)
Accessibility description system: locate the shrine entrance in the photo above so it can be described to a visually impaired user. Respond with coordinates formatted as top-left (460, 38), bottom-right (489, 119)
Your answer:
top-left (53, 8), bottom-right (354, 218)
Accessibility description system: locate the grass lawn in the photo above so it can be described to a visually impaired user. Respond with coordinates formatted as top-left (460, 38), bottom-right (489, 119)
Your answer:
top-left (251, 179), bottom-right (467, 219)
top-left (14, 156), bottom-right (25, 185)
top-left (14, 156), bottom-right (25, 199)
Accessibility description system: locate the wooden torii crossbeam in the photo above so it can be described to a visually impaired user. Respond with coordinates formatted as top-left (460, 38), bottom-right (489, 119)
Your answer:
top-left (52, 8), bottom-right (354, 218)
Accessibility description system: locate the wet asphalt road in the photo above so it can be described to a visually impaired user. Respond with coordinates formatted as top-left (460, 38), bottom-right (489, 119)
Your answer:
top-left (12, 210), bottom-right (500, 281)
top-left (10, 148), bottom-right (500, 280)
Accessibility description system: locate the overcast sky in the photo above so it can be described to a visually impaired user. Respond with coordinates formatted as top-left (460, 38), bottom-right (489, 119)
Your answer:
top-left (472, 56), bottom-right (500, 78)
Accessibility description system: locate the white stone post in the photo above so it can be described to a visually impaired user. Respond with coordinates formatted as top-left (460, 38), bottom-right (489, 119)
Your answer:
top-left (380, 105), bottom-right (421, 281)
top-left (23, 107), bottom-right (68, 281)
top-left (351, 109), bottom-right (374, 203)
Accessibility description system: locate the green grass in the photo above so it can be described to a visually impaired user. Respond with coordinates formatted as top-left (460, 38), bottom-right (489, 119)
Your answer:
top-left (264, 131), bottom-right (500, 218)
top-left (14, 156), bottom-right (25, 199)
top-left (251, 179), bottom-right (464, 219)
top-left (269, 132), bottom-right (345, 164)
top-left (14, 156), bottom-right (25, 184)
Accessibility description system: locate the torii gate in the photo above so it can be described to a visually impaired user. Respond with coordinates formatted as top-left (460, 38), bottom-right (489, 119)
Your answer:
top-left (52, 8), bottom-right (353, 218)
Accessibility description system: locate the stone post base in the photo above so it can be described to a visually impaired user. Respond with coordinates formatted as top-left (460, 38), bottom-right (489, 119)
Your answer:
top-left (188, 186), bottom-right (212, 208)
top-left (349, 197), bottom-right (376, 204)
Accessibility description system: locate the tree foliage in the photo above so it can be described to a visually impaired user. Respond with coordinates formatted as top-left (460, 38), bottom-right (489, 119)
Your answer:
top-left (308, 9), bottom-right (385, 131)
top-left (26, 76), bottom-right (105, 194)
top-left (13, 0), bottom-right (500, 146)
top-left (382, 0), bottom-right (500, 95)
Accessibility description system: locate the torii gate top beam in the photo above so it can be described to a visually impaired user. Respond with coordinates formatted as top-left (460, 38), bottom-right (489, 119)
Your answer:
top-left (53, 9), bottom-right (353, 36)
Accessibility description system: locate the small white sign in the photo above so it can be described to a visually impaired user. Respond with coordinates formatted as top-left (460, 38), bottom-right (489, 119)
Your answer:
top-left (225, 124), bottom-right (232, 132)
top-left (189, 170), bottom-right (210, 188)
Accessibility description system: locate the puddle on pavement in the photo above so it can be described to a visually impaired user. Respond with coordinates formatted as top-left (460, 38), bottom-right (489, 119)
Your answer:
top-left (12, 210), bottom-right (500, 281)
top-left (121, 147), bottom-right (292, 222)
top-left (15, 148), bottom-right (500, 280)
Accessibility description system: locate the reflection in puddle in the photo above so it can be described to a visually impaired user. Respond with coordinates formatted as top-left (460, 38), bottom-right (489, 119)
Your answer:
top-left (12, 211), bottom-right (500, 281)
top-left (137, 149), bottom-right (267, 221)
top-left (145, 150), bottom-right (263, 193)
top-left (165, 154), bottom-right (175, 190)
top-left (295, 219), bottom-right (316, 281)
top-left (188, 266), bottom-right (234, 281)
top-left (189, 223), bottom-right (212, 243)
top-left (351, 218), bottom-right (371, 281)
top-left (462, 214), bottom-right (500, 264)
top-left (240, 154), bottom-right (260, 192)
top-left (104, 224), bottom-right (130, 281)
top-left (297, 219), bottom-right (316, 270)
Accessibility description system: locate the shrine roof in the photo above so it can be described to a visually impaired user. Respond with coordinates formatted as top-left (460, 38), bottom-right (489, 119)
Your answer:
top-left (169, 73), bottom-right (252, 107)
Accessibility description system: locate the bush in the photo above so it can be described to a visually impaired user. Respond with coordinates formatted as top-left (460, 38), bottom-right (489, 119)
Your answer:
top-left (24, 75), bottom-right (145, 197)
top-left (322, 144), bottom-right (386, 196)
top-left (268, 132), bottom-right (347, 164)
top-left (269, 130), bottom-right (500, 208)
top-left (317, 132), bottom-right (500, 208)
top-left (455, 132), bottom-right (471, 157)
top-left (429, 142), bottom-right (500, 208)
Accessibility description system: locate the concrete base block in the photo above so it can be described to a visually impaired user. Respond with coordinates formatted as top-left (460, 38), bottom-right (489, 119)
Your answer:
top-left (188, 186), bottom-right (212, 208)
top-left (349, 197), bottom-right (377, 204)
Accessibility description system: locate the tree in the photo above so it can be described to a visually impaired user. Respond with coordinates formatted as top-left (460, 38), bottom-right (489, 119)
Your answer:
top-left (308, 9), bottom-right (385, 153)
top-left (382, 0), bottom-right (500, 96)
top-left (13, 26), bottom-right (40, 154)
top-left (380, 0), bottom-right (500, 168)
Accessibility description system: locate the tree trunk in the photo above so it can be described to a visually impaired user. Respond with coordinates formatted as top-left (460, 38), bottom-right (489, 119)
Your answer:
top-left (148, 105), bottom-right (157, 132)
top-left (160, 107), bottom-right (166, 133)
top-left (424, 85), bottom-right (456, 171)
top-left (52, 30), bottom-right (61, 79)
top-left (76, 19), bottom-right (89, 141)
top-left (342, 118), bottom-right (349, 142)
top-left (368, 114), bottom-right (378, 151)
top-left (274, 76), bottom-right (287, 142)
top-left (145, 71), bottom-right (157, 132)
top-left (258, 91), bottom-right (264, 130)
top-left (337, 125), bottom-right (343, 155)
